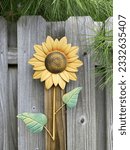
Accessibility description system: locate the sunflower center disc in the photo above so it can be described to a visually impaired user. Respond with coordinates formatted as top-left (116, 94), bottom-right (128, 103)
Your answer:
top-left (45, 51), bottom-right (67, 73)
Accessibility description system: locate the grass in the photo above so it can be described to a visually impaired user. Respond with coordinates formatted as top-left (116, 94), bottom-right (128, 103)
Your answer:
top-left (0, 0), bottom-right (112, 22)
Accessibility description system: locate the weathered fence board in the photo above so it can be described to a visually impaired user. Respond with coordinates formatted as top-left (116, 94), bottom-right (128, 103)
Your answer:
top-left (65, 17), bottom-right (96, 150)
top-left (94, 21), bottom-right (107, 150)
top-left (105, 17), bottom-right (113, 150)
top-left (96, 77), bottom-right (106, 150)
top-left (44, 22), bottom-right (66, 150)
top-left (106, 84), bottom-right (113, 150)
top-left (0, 17), bottom-right (8, 150)
top-left (18, 16), bottom-right (46, 150)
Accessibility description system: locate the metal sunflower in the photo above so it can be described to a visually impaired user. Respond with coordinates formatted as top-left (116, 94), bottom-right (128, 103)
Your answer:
top-left (28, 36), bottom-right (83, 90)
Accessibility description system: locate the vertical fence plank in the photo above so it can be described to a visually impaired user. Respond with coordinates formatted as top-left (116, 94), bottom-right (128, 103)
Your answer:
top-left (65, 17), bottom-right (96, 150)
top-left (0, 17), bottom-right (8, 150)
top-left (44, 21), bottom-right (66, 150)
top-left (105, 17), bottom-right (113, 150)
top-left (94, 21), bottom-right (107, 150)
top-left (95, 77), bottom-right (106, 150)
top-left (106, 84), bottom-right (113, 150)
top-left (18, 16), bottom-right (46, 150)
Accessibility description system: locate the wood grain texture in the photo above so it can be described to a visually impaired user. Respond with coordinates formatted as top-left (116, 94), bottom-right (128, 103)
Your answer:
top-left (106, 84), bottom-right (113, 150)
top-left (94, 22), bottom-right (107, 150)
top-left (18, 16), bottom-right (46, 150)
top-left (0, 17), bottom-right (8, 150)
top-left (44, 21), bottom-right (66, 150)
top-left (44, 87), bottom-right (66, 150)
top-left (65, 17), bottom-right (96, 150)
top-left (105, 17), bottom-right (113, 150)
top-left (95, 77), bottom-right (106, 150)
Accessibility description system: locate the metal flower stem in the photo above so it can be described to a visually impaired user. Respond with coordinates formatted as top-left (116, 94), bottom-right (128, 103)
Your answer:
top-left (44, 86), bottom-right (65, 141)
top-left (44, 87), bottom-right (56, 141)
top-left (55, 104), bottom-right (65, 114)
top-left (52, 87), bottom-right (56, 141)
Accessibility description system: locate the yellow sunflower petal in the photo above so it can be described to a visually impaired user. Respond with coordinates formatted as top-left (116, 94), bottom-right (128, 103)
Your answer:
top-left (58, 37), bottom-right (67, 48)
top-left (52, 74), bottom-right (59, 86)
top-left (58, 37), bottom-right (68, 51)
top-left (34, 45), bottom-right (46, 57)
top-left (46, 36), bottom-right (54, 44)
top-left (68, 72), bottom-right (77, 81)
top-left (53, 39), bottom-right (59, 50)
top-left (28, 57), bottom-right (39, 65)
top-left (67, 56), bottom-right (79, 62)
top-left (45, 36), bottom-right (54, 50)
top-left (59, 44), bottom-right (67, 52)
top-left (65, 66), bottom-right (78, 72)
top-left (41, 70), bottom-right (51, 82)
top-left (70, 46), bottom-right (79, 51)
top-left (33, 71), bottom-right (42, 79)
top-left (45, 75), bottom-right (53, 89)
top-left (33, 66), bottom-right (46, 71)
top-left (73, 59), bottom-right (83, 66)
top-left (63, 44), bottom-right (71, 54)
top-left (59, 77), bottom-right (66, 89)
top-left (67, 46), bottom-right (79, 57)
top-left (60, 71), bottom-right (69, 82)
top-left (42, 42), bottom-right (49, 54)
top-left (67, 60), bottom-right (83, 68)
top-left (59, 37), bottom-right (67, 44)
top-left (33, 62), bottom-right (44, 67)
top-left (33, 54), bottom-right (45, 62)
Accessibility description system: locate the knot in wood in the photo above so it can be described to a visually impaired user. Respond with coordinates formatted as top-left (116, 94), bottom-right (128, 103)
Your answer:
top-left (79, 116), bottom-right (86, 125)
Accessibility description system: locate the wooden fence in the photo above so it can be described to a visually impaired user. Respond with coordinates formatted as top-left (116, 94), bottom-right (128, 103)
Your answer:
top-left (0, 16), bottom-right (113, 150)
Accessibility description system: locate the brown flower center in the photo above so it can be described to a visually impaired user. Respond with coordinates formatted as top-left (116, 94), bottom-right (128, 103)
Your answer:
top-left (45, 51), bottom-right (67, 73)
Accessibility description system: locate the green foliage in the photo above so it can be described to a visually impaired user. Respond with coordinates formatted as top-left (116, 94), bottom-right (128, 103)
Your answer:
top-left (92, 26), bottom-right (113, 88)
top-left (17, 113), bottom-right (47, 133)
top-left (0, 0), bottom-right (112, 21)
top-left (63, 87), bottom-right (82, 108)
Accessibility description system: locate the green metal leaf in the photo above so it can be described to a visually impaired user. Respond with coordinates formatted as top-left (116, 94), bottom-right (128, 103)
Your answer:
top-left (63, 87), bottom-right (82, 108)
top-left (17, 113), bottom-right (47, 133)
